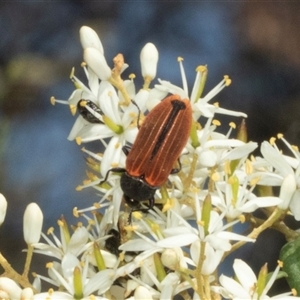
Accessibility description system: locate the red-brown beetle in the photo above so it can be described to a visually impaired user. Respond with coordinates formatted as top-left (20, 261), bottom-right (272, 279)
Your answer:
top-left (101, 94), bottom-right (192, 214)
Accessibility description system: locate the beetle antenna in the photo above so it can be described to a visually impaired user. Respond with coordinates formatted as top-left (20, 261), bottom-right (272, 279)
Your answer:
top-left (131, 99), bottom-right (141, 129)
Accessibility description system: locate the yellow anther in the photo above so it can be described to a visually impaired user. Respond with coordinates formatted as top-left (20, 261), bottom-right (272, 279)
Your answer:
top-left (129, 73), bottom-right (136, 79)
top-left (76, 185), bottom-right (83, 191)
top-left (75, 137), bottom-right (82, 145)
top-left (277, 133), bottom-right (283, 139)
top-left (211, 172), bottom-right (220, 181)
top-left (88, 219), bottom-right (95, 225)
top-left (119, 252), bottom-right (125, 262)
top-left (277, 260), bottom-right (283, 268)
top-left (224, 75), bottom-right (231, 86)
top-left (196, 65), bottom-right (207, 73)
top-left (50, 96), bottom-right (56, 105)
top-left (70, 104), bottom-right (77, 116)
top-left (213, 102), bottom-right (220, 107)
top-left (93, 202), bottom-right (101, 209)
top-left (197, 220), bottom-right (205, 227)
top-left (269, 137), bottom-right (276, 145)
top-left (47, 227), bottom-right (54, 235)
top-left (73, 207), bottom-right (79, 218)
top-left (229, 122), bottom-right (236, 129)
top-left (245, 159), bottom-right (253, 175)
top-left (212, 119), bottom-right (221, 126)
top-left (81, 61), bottom-right (87, 67)
top-left (46, 262), bottom-right (53, 269)
top-left (162, 198), bottom-right (173, 213)
top-left (177, 57), bottom-right (184, 62)
top-left (239, 215), bottom-right (246, 223)
top-left (132, 211), bottom-right (143, 220)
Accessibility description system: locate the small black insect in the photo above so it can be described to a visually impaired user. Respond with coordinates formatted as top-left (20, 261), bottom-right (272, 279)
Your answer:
top-left (77, 99), bottom-right (103, 124)
top-left (105, 228), bottom-right (121, 257)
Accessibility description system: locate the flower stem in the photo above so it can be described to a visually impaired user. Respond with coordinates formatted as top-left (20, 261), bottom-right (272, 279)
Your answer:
top-left (0, 252), bottom-right (36, 291)
top-left (22, 244), bottom-right (33, 278)
top-left (225, 207), bottom-right (283, 257)
top-left (196, 241), bottom-right (207, 300)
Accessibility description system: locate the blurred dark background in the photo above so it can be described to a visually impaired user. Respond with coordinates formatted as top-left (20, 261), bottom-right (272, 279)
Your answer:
top-left (0, 1), bottom-right (300, 293)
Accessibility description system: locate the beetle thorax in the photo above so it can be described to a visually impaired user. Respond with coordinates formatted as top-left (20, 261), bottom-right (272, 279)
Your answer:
top-left (120, 172), bottom-right (157, 201)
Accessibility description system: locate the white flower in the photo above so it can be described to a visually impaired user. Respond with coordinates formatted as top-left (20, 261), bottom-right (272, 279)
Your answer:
top-left (23, 203), bottom-right (43, 245)
top-left (254, 138), bottom-right (300, 219)
top-left (33, 224), bottom-right (91, 260)
top-left (214, 259), bottom-right (300, 299)
top-left (212, 177), bottom-right (282, 219)
top-left (152, 59), bottom-right (247, 120)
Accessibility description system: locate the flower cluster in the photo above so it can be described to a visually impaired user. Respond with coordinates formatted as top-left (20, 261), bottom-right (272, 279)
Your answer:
top-left (1, 26), bottom-right (300, 299)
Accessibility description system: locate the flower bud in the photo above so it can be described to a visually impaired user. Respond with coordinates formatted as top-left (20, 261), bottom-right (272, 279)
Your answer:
top-left (79, 26), bottom-right (104, 54)
top-left (23, 203), bottom-right (43, 245)
top-left (0, 193), bottom-right (7, 226)
top-left (0, 277), bottom-right (22, 299)
top-left (84, 47), bottom-right (111, 81)
top-left (279, 174), bottom-right (296, 210)
top-left (134, 286), bottom-right (153, 300)
top-left (140, 43), bottom-right (159, 79)
top-left (161, 248), bottom-right (180, 271)
top-left (21, 287), bottom-right (34, 300)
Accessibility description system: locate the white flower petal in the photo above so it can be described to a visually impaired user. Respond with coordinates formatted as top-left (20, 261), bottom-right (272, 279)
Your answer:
top-left (156, 233), bottom-right (198, 248)
top-left (261, 141), bottom-right (294, 176)
top-left (101, 136), bottom-right (125, 177)
top-left (84, 48), bottom-right (111, 81)
top-left (289, 189), bottom-right (300, 220)
top-left (80, 26), bottom-right (104, 53)
top-left (67, 226), bottom-right (89, 256)
top-left (233, 259), bottom-right (257, 293)
top-left (84, 269), bottom-right (114, 295)
top-left (279, 173), bottom-right (296, 210)
top-left (0, 193), bottom-right (7, 226)
top-left (239, 196), bottom-right (282, 213)
top-left (0, 277), bottom-right (22, 300)
top-left (219, 274), bottom-right (250, 298)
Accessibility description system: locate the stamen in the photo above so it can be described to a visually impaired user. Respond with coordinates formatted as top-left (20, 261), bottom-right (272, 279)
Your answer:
top-left (177, 57), bottom-right (188, 96)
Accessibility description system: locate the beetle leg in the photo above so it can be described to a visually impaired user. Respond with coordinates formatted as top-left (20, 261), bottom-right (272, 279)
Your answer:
top-left (170, 157), bottom-right (182, 174)
top-left (131, 99), bottom-right (141, 129)
top-left (127, 196), bottom-right (155, 223)
top-left (122, 145), bottom-right (131, 156)
top-left (99, 167), bottom-right (126, 185)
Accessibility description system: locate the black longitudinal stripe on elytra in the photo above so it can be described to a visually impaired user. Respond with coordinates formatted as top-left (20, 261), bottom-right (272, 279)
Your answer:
top-left (150, 100), bottom-right (186, 160)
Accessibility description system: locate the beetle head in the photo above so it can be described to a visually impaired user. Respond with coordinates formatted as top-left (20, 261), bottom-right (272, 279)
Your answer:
top-left (120, 172), bottom-right (157, 208)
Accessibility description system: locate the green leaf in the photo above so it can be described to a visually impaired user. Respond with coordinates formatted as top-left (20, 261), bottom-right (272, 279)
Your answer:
top-left (279, 236), bottom-right (300, 294)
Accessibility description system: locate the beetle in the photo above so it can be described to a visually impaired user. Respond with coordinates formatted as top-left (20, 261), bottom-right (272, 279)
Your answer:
top-left (100, 94), bottom-right (192, 215)
top-left (77, 99), bottom-right (103, 124)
